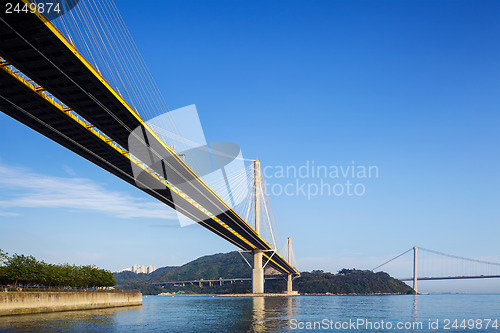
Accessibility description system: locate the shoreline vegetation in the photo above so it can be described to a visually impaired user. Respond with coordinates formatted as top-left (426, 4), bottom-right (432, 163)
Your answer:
top-left (0, 250), bottom-right (116, 289)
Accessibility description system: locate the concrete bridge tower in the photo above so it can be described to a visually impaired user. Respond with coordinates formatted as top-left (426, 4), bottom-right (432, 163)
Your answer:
top-left (252, 160), bottom-right (264, 293)
top-left (287, 237), bottom-right (294, 294)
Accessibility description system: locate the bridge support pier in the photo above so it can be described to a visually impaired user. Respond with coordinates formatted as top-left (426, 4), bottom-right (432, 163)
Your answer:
top-left (252, 250), bottom-right (264, 293)
top-left (287, 274), bottom-right (293, 294)
top-left (286, 238), bottom-right (296, 294)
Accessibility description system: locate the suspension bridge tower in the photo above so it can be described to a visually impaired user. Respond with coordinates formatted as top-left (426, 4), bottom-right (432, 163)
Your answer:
top-left (413, 246), bottom-right (418, 294)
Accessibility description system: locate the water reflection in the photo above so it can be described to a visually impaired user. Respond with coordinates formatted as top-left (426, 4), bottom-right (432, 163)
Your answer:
top-left (250, 296), bottom-right (296, 332)
top-left (412, 294), bottom-right (419, 322)
top-left (1, 295), bottom-right (495, 333)
top-left (0, 305), bottom-right (142, 332)
top-left (0, 296), bottom-right (296, 332)
top-left (251, 297), bottom-right (265, 332)
top-left (287, 296), bottom-right (293, 319)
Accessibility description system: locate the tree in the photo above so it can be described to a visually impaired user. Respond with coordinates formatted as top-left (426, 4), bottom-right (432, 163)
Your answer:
top-left (4, 254), bottom-right (40, 286)
top-left (0, 250), bottom-right (8, 285)
top-left (0, 249), bottom-right (7, 266)
top-left (0, 251), bottom-right (117, 288)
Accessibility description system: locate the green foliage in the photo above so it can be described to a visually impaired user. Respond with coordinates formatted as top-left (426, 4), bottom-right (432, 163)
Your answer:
top-left (150, 252), bottom-right (252, 282)
top-left (0, 249), bottom-right (7, 265)
top-left (114, 251), bottom-right (256, 295)
top-left (0, 251), bottom-right (116, 288)
top-left (120, 282), bottom-right (164, 296)
top-left (114, 270), bottom-right (150, 285)
top-left (119, 280), bottom-right (252, 296)
top-left (114, 251), bottom-right (252, 287)
top-left (287, 269), bottom-right (415, 295)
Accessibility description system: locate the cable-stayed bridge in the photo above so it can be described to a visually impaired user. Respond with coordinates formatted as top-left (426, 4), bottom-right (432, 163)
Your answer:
top-left (373, 246), bottom-right (500, 293)
top-left (0, 0), bottom-right (299, 293)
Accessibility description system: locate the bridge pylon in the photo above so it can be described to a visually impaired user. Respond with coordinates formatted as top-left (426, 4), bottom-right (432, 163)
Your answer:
top-left (252, 250), bottom-right (264, 293)
top-left (286, 237), bottom-right (296, 294)
top-left (252, 160), bottom-right (264, 293)
top-left (413, 246), bottom-right (418, 294)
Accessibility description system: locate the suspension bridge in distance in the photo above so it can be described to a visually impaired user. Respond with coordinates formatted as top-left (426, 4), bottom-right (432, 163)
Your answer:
top-left (373, 246), bottom-right (500, 294)
top-left (0, 0), bottom-right (299, 294)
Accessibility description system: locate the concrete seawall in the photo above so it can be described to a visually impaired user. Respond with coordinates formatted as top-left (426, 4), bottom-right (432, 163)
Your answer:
top-left (0, 291), bottom-right (142, 316)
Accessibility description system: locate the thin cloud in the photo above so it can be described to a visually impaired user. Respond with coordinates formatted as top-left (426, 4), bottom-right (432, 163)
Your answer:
top-left (62, 164), bottom-right (77, 176)
top-left (0, 162), bottom-right (177, 220)
top-left (0, 211), bottom-right (19, 217)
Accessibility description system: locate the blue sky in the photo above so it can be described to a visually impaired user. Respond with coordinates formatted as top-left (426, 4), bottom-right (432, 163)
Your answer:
top-left (0, 0), bottom-right (499, 292)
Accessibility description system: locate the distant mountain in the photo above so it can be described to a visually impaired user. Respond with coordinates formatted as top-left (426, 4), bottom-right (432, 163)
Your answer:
top-left (114, 252), bottom-right (414, 295)
top-left (149, 266), bottom-right (177, 278)
top-left (114, 270), bottom-right (149, 285)
top-left (293, 269), bottom-right (414, 295)
top-left (113, 251), bottom-right (253, 286)
top-left (113, 266), bottom-right (177, 285)
top-left (150, 252), bottom-right (252, 283)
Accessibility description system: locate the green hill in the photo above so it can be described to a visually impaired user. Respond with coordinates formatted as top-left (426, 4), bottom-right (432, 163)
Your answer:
top-left (150, 252), bottom-right (252, 283)
top-left (114, 266), bottom-right (177, 285)
top-left (291, 269), bottom-right (413, 295)
top-left (114, 252), bottom-right (251, 286)
top-left (114, 252), bottom-right (255, 294)
top-left (114, 252), bottom-right (414, 295)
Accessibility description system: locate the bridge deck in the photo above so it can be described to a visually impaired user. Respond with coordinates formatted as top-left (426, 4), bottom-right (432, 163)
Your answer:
top-left (399, 275), bottom-right (500, 281)
top-left (0, 63), bottom-right (255, 251)
top-left (0, 0), bottom-right (298, 276)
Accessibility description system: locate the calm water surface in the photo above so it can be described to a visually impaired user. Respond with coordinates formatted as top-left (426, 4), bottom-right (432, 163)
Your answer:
top-left (0, 294), bottom-right (499, 332)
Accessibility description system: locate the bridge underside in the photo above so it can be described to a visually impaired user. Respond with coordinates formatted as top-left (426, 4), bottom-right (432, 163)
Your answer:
top-left (0, 1), bottom-right (299, 277)
top-left (0, 66), bottom-right (253, 252)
